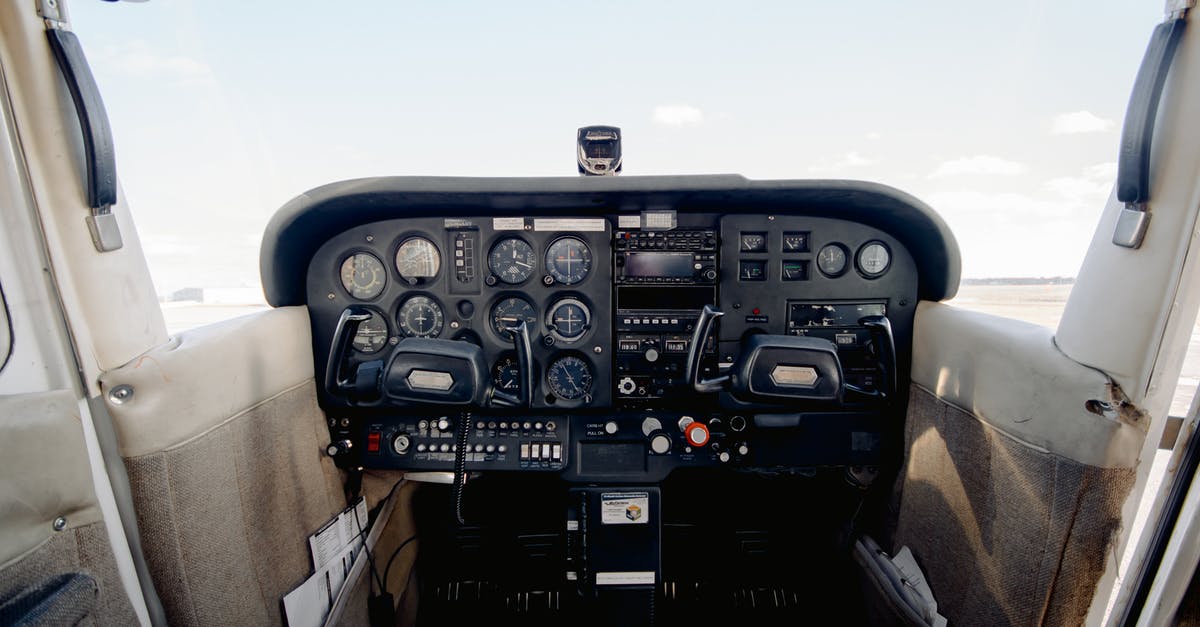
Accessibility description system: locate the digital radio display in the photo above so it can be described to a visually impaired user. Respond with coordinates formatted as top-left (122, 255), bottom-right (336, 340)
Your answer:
top-left (623, 252), bottom-right (694, 278)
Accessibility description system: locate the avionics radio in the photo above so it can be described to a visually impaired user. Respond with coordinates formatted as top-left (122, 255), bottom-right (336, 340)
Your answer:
top-left (613, 229), bottom-right (719, 401)
top-left (613, 230), bottom-right (718, 284)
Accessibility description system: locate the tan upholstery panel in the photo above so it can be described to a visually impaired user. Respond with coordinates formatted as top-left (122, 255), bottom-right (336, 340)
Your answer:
top-left (125, 382), bottom-right (345, 627)
top-left (0, 390), bottom-right (103, 567)
top-left (911, 301), bottom-right (1144, 469)
top-left (0, 521), bottom-right (138, 626)
top-left (893, 386), bottom-right (1134, 626)
top-left (100, 306), bottom-right (315, 458)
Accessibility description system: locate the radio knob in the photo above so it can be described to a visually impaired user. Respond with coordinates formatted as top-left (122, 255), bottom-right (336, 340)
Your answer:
top-left (737, 443), bottom-right (750, 456)
top-left (618, 377), bottom-right (637, 395)
top-left (645, 348), bottom-right (659, 363)
top-left (718, 451), bottom-right (731, 463)
top-left (649, 433), bottom-right (672, 455)
top-left (685, 423), bottom-right (710, 447)
top-left (702, 268), bottom-right (718, 281)
top-left (437, 417), bottom-right (451, 431)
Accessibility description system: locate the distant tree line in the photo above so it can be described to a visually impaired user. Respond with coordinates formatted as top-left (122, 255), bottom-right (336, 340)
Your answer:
top-left (961, 277), bottom-right (1075, 286)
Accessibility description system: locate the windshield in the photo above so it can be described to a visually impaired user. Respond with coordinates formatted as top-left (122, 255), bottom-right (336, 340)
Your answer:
top-left (71, 2), bottom-right (1161, 327)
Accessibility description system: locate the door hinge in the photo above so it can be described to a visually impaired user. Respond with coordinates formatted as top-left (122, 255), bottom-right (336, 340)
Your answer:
top-left (36, 0), bottom-right (68, 30)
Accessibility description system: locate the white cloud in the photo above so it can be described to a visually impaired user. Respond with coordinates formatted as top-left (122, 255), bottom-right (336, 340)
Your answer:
top-left (1044, 161), bottom-right (1116, 200)
top-left (866, 131), bottom-right (882, 140)
top-left (94, 40), bottom-right (215, 85)
top-left (929, 155), bottom-right (1028, 178)
top-left (1051, 110), bottom-right (1114, 134)
top-left (653, 104), bottom-right (704, 127)
top-left (808, 151), bottom-right (874, 175)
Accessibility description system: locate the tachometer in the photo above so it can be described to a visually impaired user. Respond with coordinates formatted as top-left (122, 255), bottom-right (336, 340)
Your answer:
top-left (489, 237), bottom-right (536, 284)
top-left (394, 237), bottom-right (441, 281)
top-left (816, 243), bottom-right (849, 277)
top-left (546, 355), bottom-right (593, 401)
top-left (492, 353), bottom-right (522, 395)
top-left (545, 237), bottom-right (592, 285)
top-left (491, 296), bottom-right (538, 340)
top-left (351, 311), bottom-right (390, 353)
top-left (339, 253), bottom-right (386, 300)
top-left (856, 241), bottom-right (891, 278)
top-left (397, 295), bottom-right (444, 338)
top-left (546, 298), bottom-right (590, 342)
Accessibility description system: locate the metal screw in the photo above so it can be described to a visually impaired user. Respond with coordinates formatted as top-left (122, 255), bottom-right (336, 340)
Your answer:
top-left (450, 321), bottom-right (460, 329)
top-left (768, 215), bottom-right (776, 221)
top-left (108, 385), bottom-right (134, 405)
top-left (327, 293), bottom-right (336, 300)
top-left (593, 346), bottom-right (603, 354)
top-left (53, 517), bottom-right (67, 531)
top-left (366, 235), bottom-right (374, 242)
top-left (389, 337), bottom-right (400, 346)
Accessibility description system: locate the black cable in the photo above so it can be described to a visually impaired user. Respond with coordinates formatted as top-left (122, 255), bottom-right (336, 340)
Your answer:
top-left (352, 477), bottom-right (407, 595)
top-left (381, 534), bottom-right (419, 593)
top-left (452, 411), bottom-right (471, 525)
top-left (352, 497), bottom-right (385, 593)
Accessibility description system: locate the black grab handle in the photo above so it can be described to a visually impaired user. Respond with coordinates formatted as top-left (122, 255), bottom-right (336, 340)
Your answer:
top-left (1117, 18), bottom-right (1186, 205)
top-left (46, 29), bottom-right (117, 210)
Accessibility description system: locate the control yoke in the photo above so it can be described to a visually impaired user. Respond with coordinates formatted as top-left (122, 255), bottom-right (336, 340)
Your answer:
top-left (325, 307), bottom-right (535, 409)
top-left (685, 305), bottom-right (896, 404)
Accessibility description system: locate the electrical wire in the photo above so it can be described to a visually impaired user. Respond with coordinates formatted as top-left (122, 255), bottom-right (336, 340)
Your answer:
top-left (351, 477), bottom-right (408, 594)
top-left (381, 534), bottom-right (419, 594)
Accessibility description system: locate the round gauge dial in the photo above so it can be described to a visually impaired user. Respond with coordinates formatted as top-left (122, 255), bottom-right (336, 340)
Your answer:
top-left (394, 237), bottom-right (441, 281)
top-left (491, 296), bottom-right (538, 339)
top-left (351, 311), bottom-right (390, 353)
top-left (339, 253), bottom-right (387, 300)
top-left (489, 238), bottom-right (536, 284)
top-left (816, 243), bottom-right (849, 277)
top-left (546, 355), bottom-right (593, 401)
top-left (492, 353), bottom-right (522, 395)
top-left (546, 298), bottom-right (590, 342)
top-left (545, 237), bottom-right (592, 285)
top-left (397, 295), bottom-right (444, 338)
top-left (856, 241), bottom-right (892, 278)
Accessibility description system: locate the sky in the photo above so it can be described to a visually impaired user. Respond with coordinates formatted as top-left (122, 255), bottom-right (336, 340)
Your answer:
top-left (68, 1), bottom-right (1163, 299)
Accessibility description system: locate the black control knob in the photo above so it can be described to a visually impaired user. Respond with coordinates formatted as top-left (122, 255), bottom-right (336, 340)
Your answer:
top-left (702, 268), bottom-right (717, 281)
top-left (326, 439), bottom-right (353, 457)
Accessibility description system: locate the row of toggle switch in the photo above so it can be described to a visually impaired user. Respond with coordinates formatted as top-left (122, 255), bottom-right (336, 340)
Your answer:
top-left (521, 442), bottom-right (563, 462)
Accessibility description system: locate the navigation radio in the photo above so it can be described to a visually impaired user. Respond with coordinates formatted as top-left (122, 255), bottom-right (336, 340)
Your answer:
top-left (613, 230), bottom-right (718, 284)
top-left (613, 230), bottom-right (720, 401)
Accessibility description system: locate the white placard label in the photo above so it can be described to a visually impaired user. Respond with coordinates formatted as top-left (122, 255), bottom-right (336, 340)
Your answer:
top-left (642, 211), bottom-right (676, 230)
top-left (618, 215), bottom-right (641, 229)
top-left (596, 571), bottom-right (656, 586)
top-left (600, 492), bottom-right (649, 525)
top-left (493, 217), bottom-right (525, 230)
top-left (534, 218), bottom-right (607, 232)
